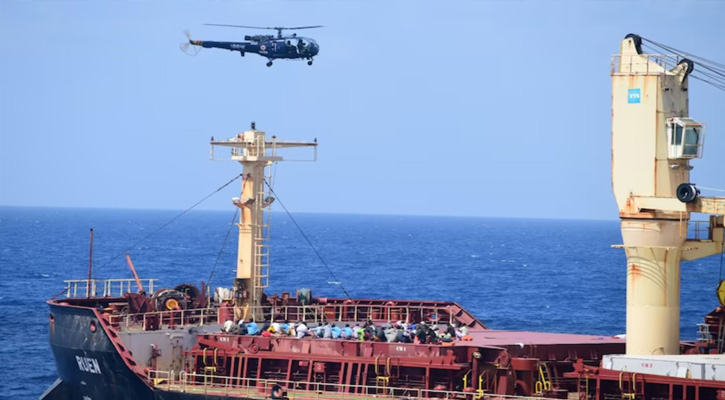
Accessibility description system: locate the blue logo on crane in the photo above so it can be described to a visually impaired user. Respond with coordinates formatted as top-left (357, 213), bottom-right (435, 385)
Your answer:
top-left (628, 89), bottom-right (641, 104)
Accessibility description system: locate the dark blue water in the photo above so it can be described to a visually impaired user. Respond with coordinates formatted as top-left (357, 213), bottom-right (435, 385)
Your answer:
top-left (0, 206), bottom-right (720, 399)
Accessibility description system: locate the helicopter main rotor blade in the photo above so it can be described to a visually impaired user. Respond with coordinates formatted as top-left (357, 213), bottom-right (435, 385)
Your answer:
top-left (284, 25), bottom-right (324, 30)
top-left (205, 24), bottom-right (323, 31)
top-left (205, 24), bottom-right (277, 30)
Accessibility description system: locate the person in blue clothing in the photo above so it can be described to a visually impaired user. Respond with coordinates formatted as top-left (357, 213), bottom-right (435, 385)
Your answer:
top-left (342, 324), bottom-right (354, 339)
top-left (331, 324), bottom-right (342, 339)
top-left (311, 325), bottom-right (324, 338)
top-left (246, 318), bottom-right (259, 335)
top-left (280, 320), bottom-right (291, 335)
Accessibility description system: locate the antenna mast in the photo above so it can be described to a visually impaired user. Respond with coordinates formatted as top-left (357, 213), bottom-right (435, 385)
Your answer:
top-left (210, 123), bottom-right (317, 321)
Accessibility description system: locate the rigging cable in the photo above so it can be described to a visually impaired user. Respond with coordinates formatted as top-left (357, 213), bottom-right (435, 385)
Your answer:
top-left (639, 43), bottom-right (724, 80)
top-left (640, 37), bottom-right (725, 92)
top-left (695, 63), bottom-right (725, 80)
top-left (263, 178), bottom-right (353, 300)
top-left (97, 173), bottom-right (243, 271)
top-left (690, 76), bottom-right (725, 92)
top-left (642, 38), bottom-right (725, 70)
top-left (206, 207), bottom-right (240, 289)
top-left (640, 43), bottom-right (725, 91)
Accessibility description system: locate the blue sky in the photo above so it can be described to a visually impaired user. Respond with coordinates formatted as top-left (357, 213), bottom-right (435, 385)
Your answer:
top-left (1, 1), bottom-right (723, 220)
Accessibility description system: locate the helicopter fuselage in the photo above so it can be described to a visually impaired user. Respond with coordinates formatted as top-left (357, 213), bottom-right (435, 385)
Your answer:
top-left (190, 37), bottom-right (319, 62)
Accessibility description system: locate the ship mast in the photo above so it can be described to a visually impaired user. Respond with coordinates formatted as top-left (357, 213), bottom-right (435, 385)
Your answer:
top-left (211, 123), bottom-right (317, 321)
top-left (611, 35), bottom-right (724, 355)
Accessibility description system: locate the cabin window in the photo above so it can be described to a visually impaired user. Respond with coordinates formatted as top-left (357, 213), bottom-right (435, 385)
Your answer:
top-left (683, 126), bottom-right (700, 157)
top-left (672, 125), bottom-right (683, 145)
top-left (666, 117), bottom-right (704, 159)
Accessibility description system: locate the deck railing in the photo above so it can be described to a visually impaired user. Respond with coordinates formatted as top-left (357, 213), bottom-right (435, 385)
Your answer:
top-left (263, 303), bottom-right (457, 326)
top-left (64, 278), bottom-right (157, 299)
top-left (687, 220), bottom-right (710, 241)
top-left (116, 303), bottom-right (461, 332)
top-left (611, 54), bottom-right (683, 75)
top-left (117, 307), bottom-right (219, 331)
top-left (147, 370), bottom-right (543, 400)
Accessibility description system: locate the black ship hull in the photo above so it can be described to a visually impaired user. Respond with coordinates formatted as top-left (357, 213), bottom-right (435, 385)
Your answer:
top-left (44, 302), bottom-right (153, 399)
top-left (44, 302), bottom-right (256, 400)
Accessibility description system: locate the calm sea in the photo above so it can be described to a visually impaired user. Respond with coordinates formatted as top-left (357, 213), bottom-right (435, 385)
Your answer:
top-left (0, 206), bottom-right (720, 399)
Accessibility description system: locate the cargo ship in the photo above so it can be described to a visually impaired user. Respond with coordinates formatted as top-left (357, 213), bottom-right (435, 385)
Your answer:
top-left (41, 34), bottom-right (725, 400)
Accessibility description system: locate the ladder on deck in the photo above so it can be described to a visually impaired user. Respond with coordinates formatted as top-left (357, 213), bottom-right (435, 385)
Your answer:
top-left (253, 166), bottom-right (272, 290)
top-left (535, 362), bottom-right (552, 394)
top-left (618, 372), bottom-right (642, 400)
top-left (576, 373), bottom-right (590, 400)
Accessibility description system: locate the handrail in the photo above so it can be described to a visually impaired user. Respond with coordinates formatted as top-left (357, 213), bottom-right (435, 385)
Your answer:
top-left (117, 307), bottom-right (219, 331)
top-left (61, 279), bottom-right (473, 331)
top-left (115, 302), bottom-right (465, 332)
top-left (688, 220), bottom-right (710, 241)
top-left (146, 370), bottom-right (544, 400)
top-left (64, 278), bottom-right (157, 299)
top-left (610, 54), bottom-right (683, 75)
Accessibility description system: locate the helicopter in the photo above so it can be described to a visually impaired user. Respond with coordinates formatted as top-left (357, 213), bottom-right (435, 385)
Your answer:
top-left (181, 24), bottom-right (321, 67)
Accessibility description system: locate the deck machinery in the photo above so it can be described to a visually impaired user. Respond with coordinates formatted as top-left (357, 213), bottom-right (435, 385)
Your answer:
top-left (41, 35), bottom-right (725, 400)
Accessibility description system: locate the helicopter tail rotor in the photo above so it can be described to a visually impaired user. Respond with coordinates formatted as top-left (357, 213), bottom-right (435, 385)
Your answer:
top-left (180, 29), bottom-right (201, 56)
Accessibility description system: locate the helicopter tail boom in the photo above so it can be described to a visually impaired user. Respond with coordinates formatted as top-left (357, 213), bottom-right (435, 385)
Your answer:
top-left (193, 40), bottom-right (250, 52)
top-left (180, 30), bottom-right (252, 57)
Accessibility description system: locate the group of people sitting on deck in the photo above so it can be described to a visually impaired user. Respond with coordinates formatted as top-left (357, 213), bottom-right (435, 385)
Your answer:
top-left (222, 318), bottom-right (471, 344)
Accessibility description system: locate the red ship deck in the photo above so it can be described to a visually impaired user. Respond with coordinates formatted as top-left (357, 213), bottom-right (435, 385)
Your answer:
top-left (51, 279), bottom-right (725, 400)
top-left (465, 330), bottom-right (625, 346)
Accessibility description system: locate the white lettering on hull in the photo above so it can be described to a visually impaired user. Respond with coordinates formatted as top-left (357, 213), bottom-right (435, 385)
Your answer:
top-left (75, 355), bottom-right (102, 375)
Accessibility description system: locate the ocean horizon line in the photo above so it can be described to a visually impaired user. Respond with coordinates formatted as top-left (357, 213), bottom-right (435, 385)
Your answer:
top-left (0, 204), bottom-right (620, 223)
